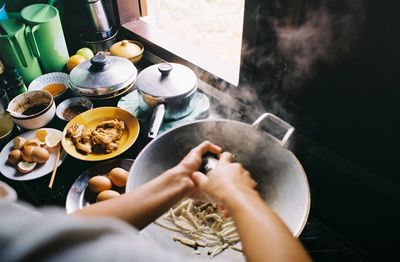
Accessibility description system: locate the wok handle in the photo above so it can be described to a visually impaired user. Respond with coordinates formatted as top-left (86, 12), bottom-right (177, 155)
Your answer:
top-left (251, 113), bottom-right (295, 147)
top-left (148, 104), bottom-right (166, 139)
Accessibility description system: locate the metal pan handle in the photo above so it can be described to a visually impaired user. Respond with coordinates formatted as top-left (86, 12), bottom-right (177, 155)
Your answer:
top-left (251, 113), bottom-right (295, 147)
top-left (148, 104), bottom-right (166, 139)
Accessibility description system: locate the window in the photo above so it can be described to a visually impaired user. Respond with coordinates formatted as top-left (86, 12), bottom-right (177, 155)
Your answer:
top-left (142, 1), bottom-right (244, 73)
top-left (115, 0), bottom-right (247, 86)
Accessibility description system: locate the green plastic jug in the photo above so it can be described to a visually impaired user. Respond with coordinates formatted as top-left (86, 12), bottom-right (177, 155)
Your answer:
top-left (21, 3), bottom-right (69, 73)
top-left (0, 19), bottom-right (42, 84)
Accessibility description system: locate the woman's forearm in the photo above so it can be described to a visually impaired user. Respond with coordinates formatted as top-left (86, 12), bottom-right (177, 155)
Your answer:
top-left (224, 189), bottom-right (312, 262)
top-left (73, 167), bottom-right (193, 230)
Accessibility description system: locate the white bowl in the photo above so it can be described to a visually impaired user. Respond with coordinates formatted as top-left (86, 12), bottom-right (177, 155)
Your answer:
top-left (28, 72), bottom-right (69, 100)
top-left (56, 97), bottom-right (93, 122)
top-left (7, 90), bottom-right (56, 129)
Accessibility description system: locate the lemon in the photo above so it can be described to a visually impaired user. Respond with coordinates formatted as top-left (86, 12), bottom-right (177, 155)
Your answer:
top-left (45, 132), bottom-right (62, 148)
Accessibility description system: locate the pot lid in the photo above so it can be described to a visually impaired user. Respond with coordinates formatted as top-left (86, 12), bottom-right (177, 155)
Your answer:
top-left (110, 40), bottom-right (142, 59)
top-left (21, 4), bottom-right (58, 24)
top-left (69, 54), bottom-right (137, 96)
top-left (136, 63), bottom-right (197, 98)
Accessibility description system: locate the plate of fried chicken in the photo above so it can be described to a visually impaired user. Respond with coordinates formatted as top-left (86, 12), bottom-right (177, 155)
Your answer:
top-left (61, 107), bottom-right (140, 161)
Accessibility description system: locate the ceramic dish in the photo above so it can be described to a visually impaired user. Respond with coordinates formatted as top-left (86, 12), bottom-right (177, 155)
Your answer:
top-left (0, 128), bottom-right (66, 181)
top-left (65, 158), bottom-right (134, 213)
top-left (56, 97), bottom-right (93, 121)
top-left (28, 72), bottom-right (69, 100)
top-left (61, 107), bottom-right (140, 161)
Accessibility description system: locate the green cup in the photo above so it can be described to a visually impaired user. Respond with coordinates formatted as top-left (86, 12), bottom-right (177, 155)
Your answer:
top-left (0, 19), bottom-right (42, 83)
top-left (21, 4), bottom-right (69, 73)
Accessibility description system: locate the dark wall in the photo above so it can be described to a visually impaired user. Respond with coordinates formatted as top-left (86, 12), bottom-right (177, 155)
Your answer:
top-left (241, 0), bottom-right (400, 260)
top-left (245, 0), bottom-right (400, 186)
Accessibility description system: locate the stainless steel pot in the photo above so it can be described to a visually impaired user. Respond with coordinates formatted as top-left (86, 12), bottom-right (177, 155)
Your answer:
top-left (135, 63), bottom-right (198, 138)
top-left (69, 54), bottom-right (137, 98)
top-left (126, 113), bottom-right (310, 259)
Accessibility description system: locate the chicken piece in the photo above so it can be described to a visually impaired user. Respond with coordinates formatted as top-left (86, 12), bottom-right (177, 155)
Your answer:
top-left (97, 119), bottom-right (125, 131)
top-left (76, 142), bottom-right (92, 154)
top-left (80, 128), bottom-right (93, 143)
top-left (105, 142), bottom-right (119, 153)
top-left (91, 130), bottom-right (113, 145)
top-left (66, 124), bottom-right (84, 140)
top-left (99, 128), bottom-right (121, 141)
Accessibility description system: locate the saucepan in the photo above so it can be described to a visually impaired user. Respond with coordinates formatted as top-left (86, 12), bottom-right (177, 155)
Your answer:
top-left (135, 63), bottom-right (198, 138)
top-left (126, 113), bottom-right (310, 259)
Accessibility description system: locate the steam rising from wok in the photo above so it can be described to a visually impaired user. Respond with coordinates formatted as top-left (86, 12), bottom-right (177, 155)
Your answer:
top-left (198, 0), bottom-right (366, 131)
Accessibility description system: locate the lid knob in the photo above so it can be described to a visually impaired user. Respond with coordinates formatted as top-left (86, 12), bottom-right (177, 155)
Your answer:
top-left (158, 63), bottom-right (172, 77)
top-left (90, 54), bottom-right (109, 72)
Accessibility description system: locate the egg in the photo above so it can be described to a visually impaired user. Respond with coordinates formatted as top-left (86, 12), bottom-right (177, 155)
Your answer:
top-left (108, 167), bottom-right (129, 187)
top-left (23, 139), bottom-right (40, 149)
top-left (8, 149), bottom-right (22, 165)
top-left (96, 190), bottom-right (121, 202)
top-left (22, 146), bottom-right (37, 162)
top-left (31, 147), bottom-right (49, 164)
top-left (88, 176), bottom-right (112, 193)
top-left (17, 161), bottom-right (37, 174)
top-left (13, 136), bottom-right (26, 150)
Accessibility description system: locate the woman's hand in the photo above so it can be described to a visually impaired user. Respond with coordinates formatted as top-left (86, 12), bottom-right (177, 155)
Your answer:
top-left (167, 141), bottom-right (222, 198)
top-left (191, 151), bottom-right (257, 205)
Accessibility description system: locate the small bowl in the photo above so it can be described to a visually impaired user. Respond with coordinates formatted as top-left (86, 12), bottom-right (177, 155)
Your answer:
top-left (127, 41), bottom-right (144, 64)
top-left (56, 97), bottom-right (93, 122)
top-left (28, 72), bottom-right (69, 101)
top-left (7, 90), bottom-right (56, 129)
top-left (110, 40), bottom-right (144, 64)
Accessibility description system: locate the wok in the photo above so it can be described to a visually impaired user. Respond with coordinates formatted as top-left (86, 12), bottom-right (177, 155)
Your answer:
top-left (126, 113), bottom-right (310, 259)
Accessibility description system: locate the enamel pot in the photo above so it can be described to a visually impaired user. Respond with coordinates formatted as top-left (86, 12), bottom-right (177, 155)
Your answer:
top-left (135, 63), bottom-right (197, 138)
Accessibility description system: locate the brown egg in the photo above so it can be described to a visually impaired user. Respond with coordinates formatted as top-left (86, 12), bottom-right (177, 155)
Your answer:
top-left (17, 161), bottom-right (37, 174)
top-left (22, 146), bottom-right (37, 162)
top-left (96, 190), bottom-right (121, 202)
top-left (31, 147), bottom-right (49, 164)
top-left (13, 136), bottom-right (26, 150)
top-left (88, 176), bottom-right (112, 193)
top-left (23, 138), bottom-right (40, 148)
top-left (108, 167), bottom-right (129, 187)
top-left (8, 149), bottom-right (22, 165)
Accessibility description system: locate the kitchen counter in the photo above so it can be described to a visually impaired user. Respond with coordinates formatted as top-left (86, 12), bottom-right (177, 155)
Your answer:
top-left (0, 77), bottom-right (378, 262)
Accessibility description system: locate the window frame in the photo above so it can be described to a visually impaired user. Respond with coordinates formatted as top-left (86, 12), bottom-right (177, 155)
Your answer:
top-left (112, 0), bottom-right (262, 88)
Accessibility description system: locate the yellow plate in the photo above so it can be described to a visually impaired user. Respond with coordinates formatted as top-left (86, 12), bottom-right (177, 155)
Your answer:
top-left (61, 107), bottom-right (140, 161)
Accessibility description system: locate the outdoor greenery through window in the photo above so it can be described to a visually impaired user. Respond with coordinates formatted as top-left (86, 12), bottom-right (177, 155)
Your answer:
top-left (141, 0), bottom-right (245, 76)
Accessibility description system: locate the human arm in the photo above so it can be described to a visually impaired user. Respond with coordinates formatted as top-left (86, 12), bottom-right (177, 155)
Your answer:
top-left (191, 152), bottom-right (312, 262)
top-left (73, 141), bottom-right (221, 230)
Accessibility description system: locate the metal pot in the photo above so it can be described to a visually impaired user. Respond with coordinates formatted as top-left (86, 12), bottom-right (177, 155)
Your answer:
top-left (69, 54), bottom-right (137, 99)
top-left (135, 63), bottom-right (198, 138)
top-left (126, 113), bottom-right (310, 259)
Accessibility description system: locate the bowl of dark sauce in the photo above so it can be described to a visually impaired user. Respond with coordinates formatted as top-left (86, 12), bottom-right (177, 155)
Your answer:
top-left (7, 90), bottom-right (56, 129)
top-left (56, 97), bottom-right (93, 122)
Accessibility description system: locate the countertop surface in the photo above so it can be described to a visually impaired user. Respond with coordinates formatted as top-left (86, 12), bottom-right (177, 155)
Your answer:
top-left (0, 85), bottom-right (375, 262)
